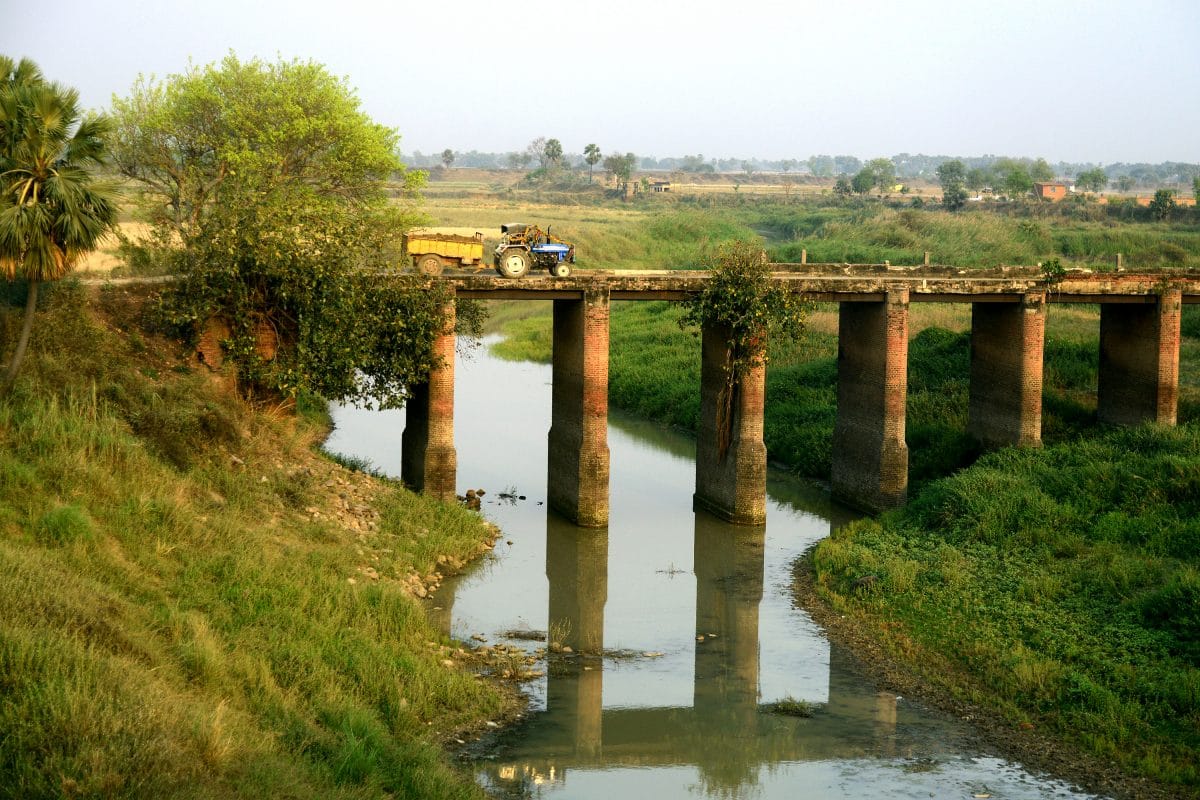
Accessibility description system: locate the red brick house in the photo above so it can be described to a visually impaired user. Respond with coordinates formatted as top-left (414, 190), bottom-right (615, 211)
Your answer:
top-left (1033, 182), bottom-right (1069, 201)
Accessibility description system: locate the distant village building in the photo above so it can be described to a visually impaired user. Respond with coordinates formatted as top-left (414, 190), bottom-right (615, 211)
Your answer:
top-left (649, 180), bottom-right (672, 193)
top-left (1033, 182), bottom-right (1069, 201)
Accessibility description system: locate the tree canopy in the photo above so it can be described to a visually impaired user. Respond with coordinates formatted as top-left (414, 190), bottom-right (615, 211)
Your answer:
top-left (110, 54), bottom-right (457, 407)
top-left (0, 55), bottom-right (118, 385)
top-left (936, 159), bottom-right (968, 210)
top-left (1076, 167), bottom-right (1108, 193)
top-left (603, 152), bottom-right (637, 186)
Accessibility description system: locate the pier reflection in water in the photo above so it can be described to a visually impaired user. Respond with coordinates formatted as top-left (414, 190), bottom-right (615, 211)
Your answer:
top-left (326, 337), bottom-right (1103, 800)
top-left (476, 510), bottom-right (916, 799)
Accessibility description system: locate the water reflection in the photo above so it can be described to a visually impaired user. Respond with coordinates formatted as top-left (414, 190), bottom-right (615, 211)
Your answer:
top-left (327, 338), bottom-right (1104, 800)
top-left (480, 509), bottom-right (919, 799)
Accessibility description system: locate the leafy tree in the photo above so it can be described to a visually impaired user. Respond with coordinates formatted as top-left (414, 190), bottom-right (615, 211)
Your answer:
top-left (833, 176), bottom-right (852, 196)
top-left (678, 240), bottom-right (808, 459)
top-left (440, 148), bottom-right (454, 169)
top-left (583, 143), bottom-right (601, 181)
top-left (780, 159), bottom-right (798, 173)
top-left (1030, 157), bottom-right (1055, 182)
top-left (1194, 175), bottom-right (1200, 204)
top-left (543, 138), bottom-right (563, 167)
top-left (1001, 165), bottom-right (1033, 200)
top-left (851, 167), bottom-right (875, 195)
top-left (866, 157), bottom-right (896, 193)
top-left (936, 159), bottom-right (968, 211)
top-left (741, 160), bottom-right (755, 177)
top-left (1148, 189), bottom-right (1177, 221)
top-left (602, 152), bottom-right (637, 187)
top-left (1116, 175), bottom-right (1136, 193)
top-left (1076, 167), bottom-right (1108, 193)
top-left (110, 54), bottom-right (458, 407)
top-left (834, 155), bottom-right (862, 175)
top-left (807, 155), bottom-right (834, 177)
top-left (0, 57), bottom-right (118, 386)
top-left (965, 167), bottom-right (990, 192)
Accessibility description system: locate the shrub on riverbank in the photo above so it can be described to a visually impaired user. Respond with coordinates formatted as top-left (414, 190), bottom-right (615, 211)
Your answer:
top-left (0, 282), bottom-right (503, 798)
top-left (810, 423), bottom-right (1200, 794)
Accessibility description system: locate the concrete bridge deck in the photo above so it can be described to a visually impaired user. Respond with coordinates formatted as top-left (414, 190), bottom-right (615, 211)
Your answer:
top-left (450, 265), bottom-right (1200, 303)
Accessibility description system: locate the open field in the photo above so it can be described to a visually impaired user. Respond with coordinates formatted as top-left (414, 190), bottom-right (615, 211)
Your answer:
top-left (416, 191), bottom-right (1200, 272)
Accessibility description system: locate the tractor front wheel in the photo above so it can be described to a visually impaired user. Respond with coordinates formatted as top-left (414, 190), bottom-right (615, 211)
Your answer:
top-left (497, 248), bottom-right (530, 278)
top-left (550, 261), bottom-right (571, 278)
top-left (416, 254), bottom-right (445, 275)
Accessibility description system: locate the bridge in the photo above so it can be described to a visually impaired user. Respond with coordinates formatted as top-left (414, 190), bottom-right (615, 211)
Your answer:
top-left (399, 264), bottom-right (1200, 523)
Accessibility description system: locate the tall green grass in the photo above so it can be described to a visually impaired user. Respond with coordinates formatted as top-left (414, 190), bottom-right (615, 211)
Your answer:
top-left (0, 282), bottom-right (503, 799)
top-left (428, 195), bottom-right (1200, 271)
top-left (490, 298), bottom-right (1162, 488)
top-left (811, 424), bottom-right (1200, 794)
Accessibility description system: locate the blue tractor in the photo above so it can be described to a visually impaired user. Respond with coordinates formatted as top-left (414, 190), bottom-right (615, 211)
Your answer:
top-left (493, 223), bottom-right (576, 278)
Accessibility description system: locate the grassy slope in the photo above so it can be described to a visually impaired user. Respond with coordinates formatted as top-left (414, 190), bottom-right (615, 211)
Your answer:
top-left (810, 425), bottom-right (1200, 794)
top-left (0, 283), bottom-right (505, 799)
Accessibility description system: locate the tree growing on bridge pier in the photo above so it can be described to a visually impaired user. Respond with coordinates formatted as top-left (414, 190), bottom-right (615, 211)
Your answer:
top-left (679, 240), bottom-right (809, 458)
top-left (109, 54), bottom-right (464, 408)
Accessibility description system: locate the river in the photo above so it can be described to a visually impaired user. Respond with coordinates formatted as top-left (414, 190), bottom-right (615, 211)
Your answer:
top-left (324, 334), bottom-right (1102, 800)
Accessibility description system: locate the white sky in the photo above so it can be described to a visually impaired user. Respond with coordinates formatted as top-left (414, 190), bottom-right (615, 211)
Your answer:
top-left (2, 0), bottom-right (1197, 163)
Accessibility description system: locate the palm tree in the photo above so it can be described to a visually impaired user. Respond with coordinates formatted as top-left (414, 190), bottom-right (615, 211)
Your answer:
top-left (0, 57), bottom-right (117, 387)
top-left (584, 143), bottom-right (601, 182)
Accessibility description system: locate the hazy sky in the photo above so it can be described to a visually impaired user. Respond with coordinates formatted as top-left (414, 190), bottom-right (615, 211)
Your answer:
top-left (3, 0), bottom-right (1197, 164)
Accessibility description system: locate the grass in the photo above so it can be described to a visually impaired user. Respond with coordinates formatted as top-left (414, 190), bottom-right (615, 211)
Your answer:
top-left (490, 298), bottom-right (1197, 490)
top-left (421, 192), bottom-right (1200, 272)
top-left (809, 424), bottom-right (1200, 794)
top-left (763, 696), bottom-right (816, 717)
top-left (0, 280), bottom-right (507, 799)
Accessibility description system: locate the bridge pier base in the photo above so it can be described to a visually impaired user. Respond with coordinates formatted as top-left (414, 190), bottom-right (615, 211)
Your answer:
top-left (968, 293), bottom-right (1045, 448)
top-left (694, 324), bottom-right (767, 525)
top-left (1098, 291), bottom-right (1181, 426)
top-left (401, 300), bottom-right (456, 501)
top-left (832, 289), bottom-right (909, 512)
top-left (548, 289), bottom-right (611, 527)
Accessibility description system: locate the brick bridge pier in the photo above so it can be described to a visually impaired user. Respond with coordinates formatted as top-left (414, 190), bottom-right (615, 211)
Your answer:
top-left (400, 267), bottom-right (1198, 522)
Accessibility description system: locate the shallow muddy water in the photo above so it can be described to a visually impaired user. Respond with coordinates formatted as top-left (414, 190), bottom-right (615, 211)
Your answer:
top-left (325, 335), bottom-right (1103, 800)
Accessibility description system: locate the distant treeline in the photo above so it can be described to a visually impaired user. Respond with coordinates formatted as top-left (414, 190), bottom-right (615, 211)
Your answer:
top-left (405, 148), bottom-right (1199, 187)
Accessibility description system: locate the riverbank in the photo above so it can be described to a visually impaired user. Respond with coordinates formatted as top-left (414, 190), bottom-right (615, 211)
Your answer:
top-left (805, 423), bottom-right (1200, 799)
top-left (0, 281), bottom-right (513, 799)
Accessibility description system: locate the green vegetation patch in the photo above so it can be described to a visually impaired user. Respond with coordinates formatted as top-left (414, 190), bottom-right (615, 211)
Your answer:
top-left (811, 423), bottom-right (1200, 793)
top-left (0, 286), bottom-right (503, 799)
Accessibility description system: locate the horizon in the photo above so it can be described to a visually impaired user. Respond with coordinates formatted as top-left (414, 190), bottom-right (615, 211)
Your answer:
top-left (3, 0), bottom-right (1198, 164)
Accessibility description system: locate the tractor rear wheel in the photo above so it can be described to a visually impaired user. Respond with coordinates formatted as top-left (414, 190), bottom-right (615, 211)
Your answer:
top-left (497, 248), bottom-right (530, 278)
top-left (416, 254), bottom-right (445, 275)
top-left (550, 262), bottom-right (571, 278)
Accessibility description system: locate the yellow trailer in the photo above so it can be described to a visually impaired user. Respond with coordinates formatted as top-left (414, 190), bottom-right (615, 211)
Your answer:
top-left (404, 231), bottom-right (485, 275)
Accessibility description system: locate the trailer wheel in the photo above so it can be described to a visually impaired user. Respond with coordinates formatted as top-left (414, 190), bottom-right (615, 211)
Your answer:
top-left (416, 254), bottom-right (445, 275)
top-left (497, 248), bottom-right (530, 278)
top-left (550, 262), bottom-right (571, 278)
